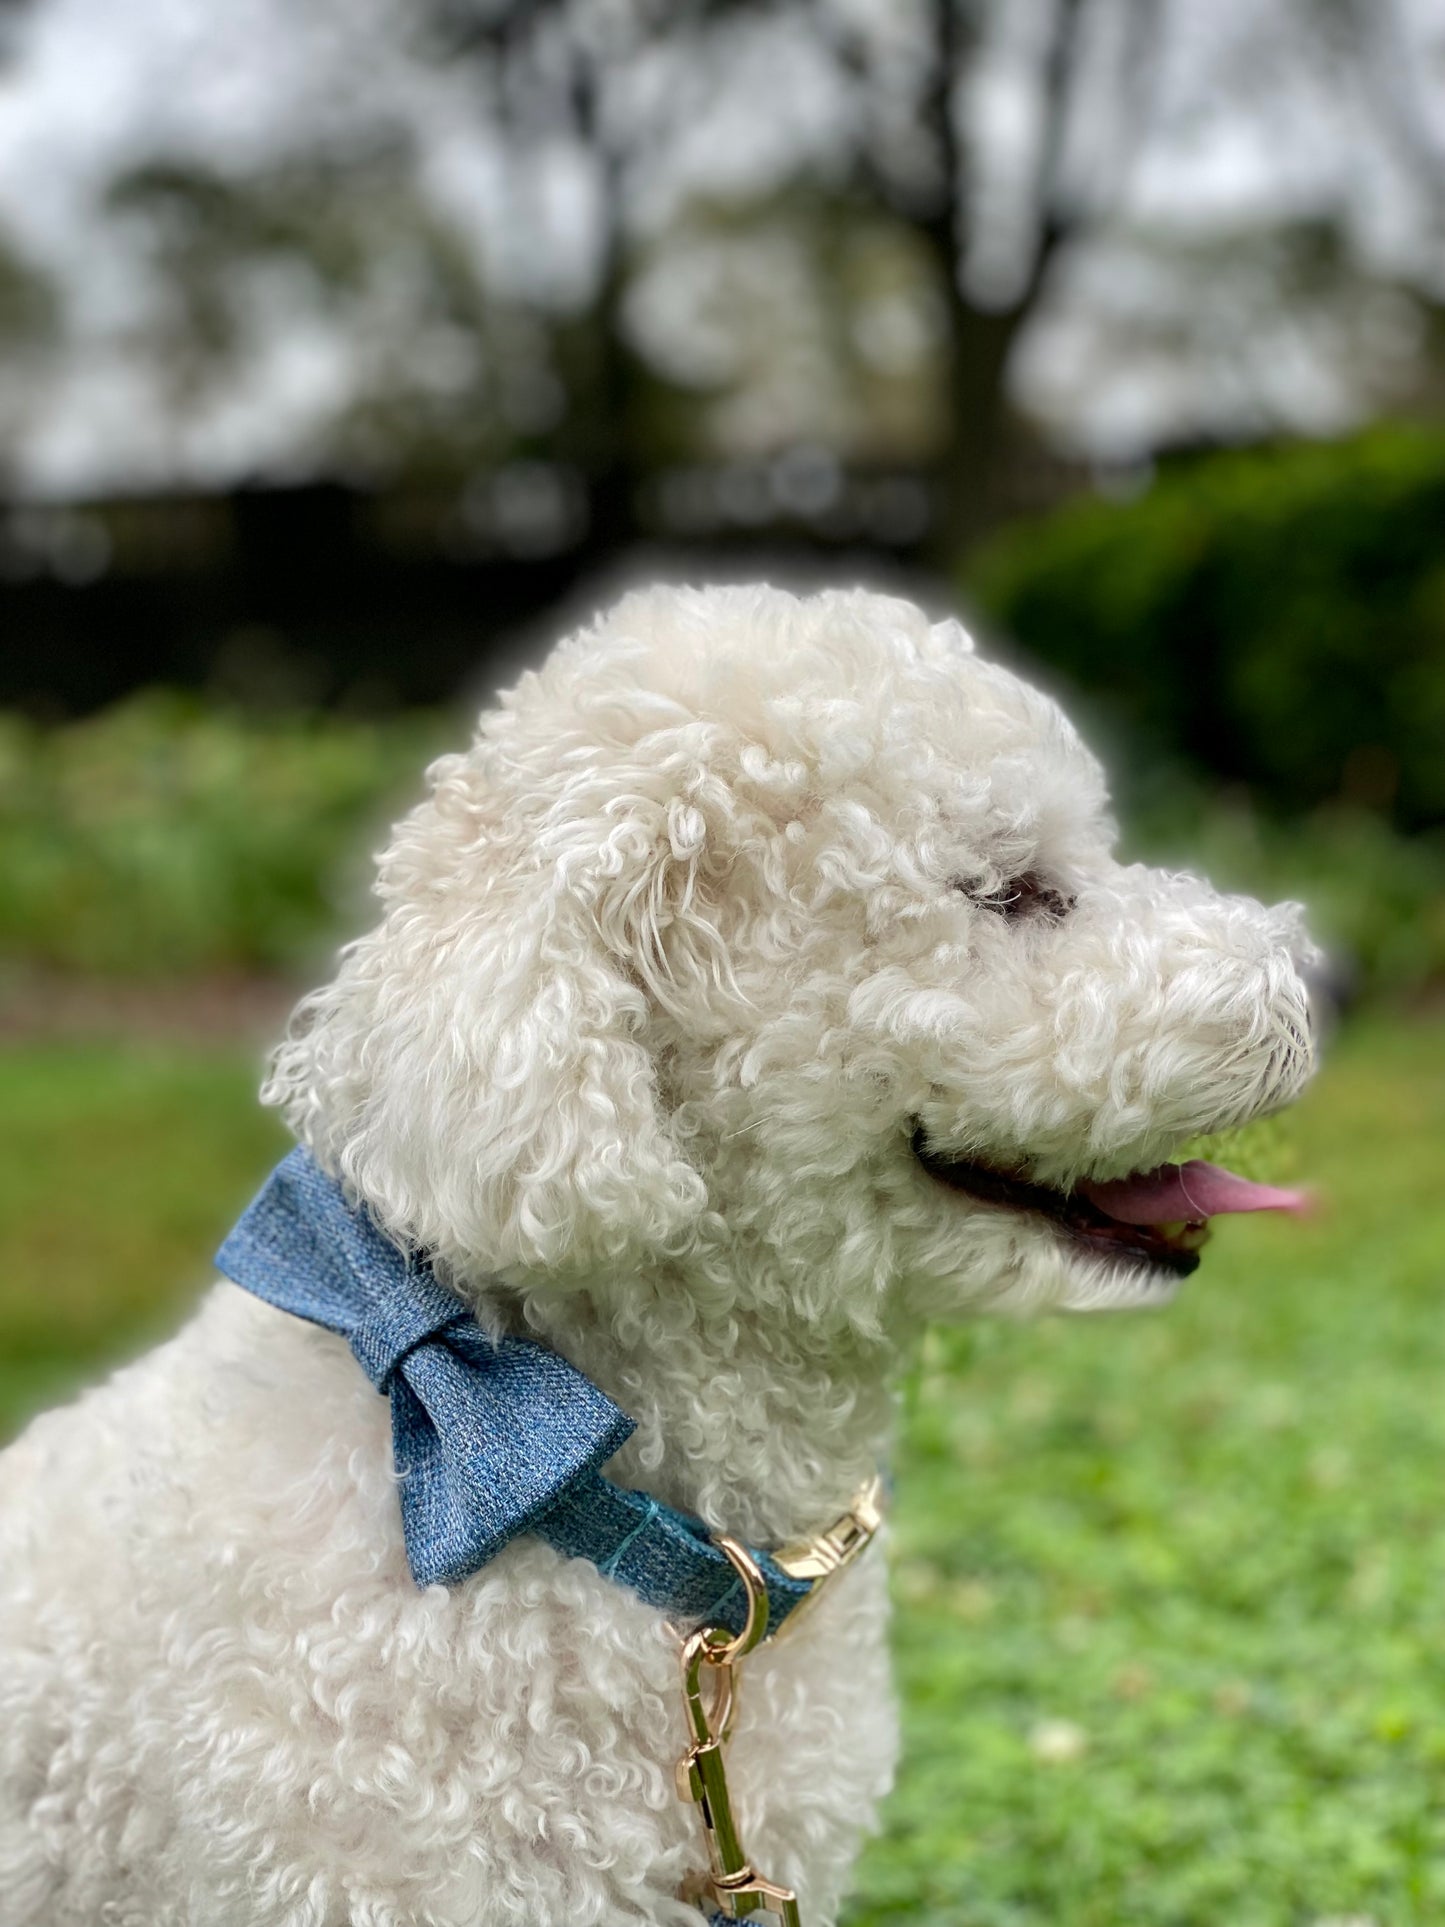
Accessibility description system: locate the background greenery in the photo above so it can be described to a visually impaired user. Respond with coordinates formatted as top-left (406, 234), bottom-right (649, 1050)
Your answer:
top-left (970, 426), bottom-right (1445, 833)
top-left (0, 697), bottom-right (439, 977)
top-left (865, 1014), bottom-right (1445, 1925)
top-left (5, 429), bottom-right (1444, 1004)
top-left (6, 696), bottom-right (1440, 1002)
top-left (968, 426), bottom-right (1445, 1002)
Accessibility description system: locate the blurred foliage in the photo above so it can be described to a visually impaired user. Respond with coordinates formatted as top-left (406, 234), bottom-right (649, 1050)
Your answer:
top-left (0, 224), bottom-right (60, 462)
top-left (0, 694), bottom-right (441, 977)
top-left (0, 1040), bottom-right (285, 1421)
top-left (1, 686), bottom-right (1442, 1001)
top-left (968, 426), bottom-right (1445, 832)
top-left (107, 155), bottom-right (547, 479)
top-left (0, 230), bottom-right (54, 347)
top-left (629, 184), bottom-right (950, 467)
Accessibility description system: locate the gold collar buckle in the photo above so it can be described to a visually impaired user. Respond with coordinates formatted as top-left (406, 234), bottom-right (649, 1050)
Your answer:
top-left (772, 1473), bottom-right (886, 1585)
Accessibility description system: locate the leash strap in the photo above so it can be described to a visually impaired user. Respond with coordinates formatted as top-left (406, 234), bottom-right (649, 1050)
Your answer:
top-left (216, 1149), bottom-right (827, 1637)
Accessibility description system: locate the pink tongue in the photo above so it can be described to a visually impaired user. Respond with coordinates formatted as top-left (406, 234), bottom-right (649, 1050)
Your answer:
top-left (1077, 1159), bottom-right (1310, 1226)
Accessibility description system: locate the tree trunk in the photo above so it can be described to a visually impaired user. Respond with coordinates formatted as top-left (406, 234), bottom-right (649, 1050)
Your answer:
top-left (915, 0), bottom-right (1085, 563)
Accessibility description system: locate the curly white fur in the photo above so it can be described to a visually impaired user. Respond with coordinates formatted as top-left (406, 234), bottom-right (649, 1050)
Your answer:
top-left (0, 585), bottom-right (1315, 1924)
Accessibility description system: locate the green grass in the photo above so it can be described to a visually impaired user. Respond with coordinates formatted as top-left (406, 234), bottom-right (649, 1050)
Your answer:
top-left (1, 1017), bottom-right (1442, 1921)
top-left (0, 1040), bottom-right (285, 1422)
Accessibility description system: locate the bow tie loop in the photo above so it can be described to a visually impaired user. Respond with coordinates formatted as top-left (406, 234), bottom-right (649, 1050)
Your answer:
top-left (347, 1272), bottom-right (472, 1391)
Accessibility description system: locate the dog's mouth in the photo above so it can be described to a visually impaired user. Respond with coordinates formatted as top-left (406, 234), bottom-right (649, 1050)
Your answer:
top-left (910, 1127), bottom-right (1310, 1278)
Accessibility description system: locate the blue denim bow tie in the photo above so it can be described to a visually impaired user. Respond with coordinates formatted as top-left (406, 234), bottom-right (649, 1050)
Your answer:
top-left (215, 1149), bottom-right (812, 1638)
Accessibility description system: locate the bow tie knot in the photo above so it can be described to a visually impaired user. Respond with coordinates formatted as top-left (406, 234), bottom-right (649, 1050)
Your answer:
top-left (347, 1274), bottom-right (470, 1392)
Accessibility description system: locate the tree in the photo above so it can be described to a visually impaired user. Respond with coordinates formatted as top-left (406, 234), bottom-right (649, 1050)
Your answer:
top-left (407, 0), bottom-right (1141, 552)
top-left (5, 0), bottom-right (1445, 534)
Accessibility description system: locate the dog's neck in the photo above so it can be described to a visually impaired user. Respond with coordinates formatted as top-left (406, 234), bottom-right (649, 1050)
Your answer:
top-left (508, 1268), bottom-right (898, 1547)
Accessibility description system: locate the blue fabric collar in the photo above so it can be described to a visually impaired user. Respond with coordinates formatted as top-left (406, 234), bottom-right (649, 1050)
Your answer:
top-left (215, 1148), bottom-right (813, 1640)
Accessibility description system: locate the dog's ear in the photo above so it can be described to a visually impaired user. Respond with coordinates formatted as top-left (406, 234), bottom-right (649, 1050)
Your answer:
top-left (262, 751), bottom-right (726, 1280)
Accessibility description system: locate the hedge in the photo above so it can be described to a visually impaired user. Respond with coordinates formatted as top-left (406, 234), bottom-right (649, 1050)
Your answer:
top-left (0, 694), bottom-right (440, 977)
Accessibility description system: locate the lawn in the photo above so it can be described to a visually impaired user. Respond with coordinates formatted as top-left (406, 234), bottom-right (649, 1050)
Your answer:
top-left (0, 1038), bottom-right (285, 1425)
top-left (2, 1014), bottom-right (1443, 1922)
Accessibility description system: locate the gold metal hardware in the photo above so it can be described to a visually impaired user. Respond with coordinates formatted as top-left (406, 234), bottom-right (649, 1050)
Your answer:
top-left (707, 1535), bottom-right (769, 1664)
top-left (763, 1474), bottom-right (888, 1647)
top-left (675, 1537), bottom-right (801, 1925)
top-left (674, 1482), bottom-right (887, 1922)
top-left (772, 1474), bottom-right (885, 1584)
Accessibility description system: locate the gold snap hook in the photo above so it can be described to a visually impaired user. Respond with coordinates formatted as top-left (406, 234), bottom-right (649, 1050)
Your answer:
top-left (674, 1533), bottom-right (800, 1923)
top-left (680, 1625), bottom-right (737, 1749)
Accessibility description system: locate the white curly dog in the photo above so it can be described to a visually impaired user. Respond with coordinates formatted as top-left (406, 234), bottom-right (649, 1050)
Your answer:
top-left (0, 585), bottom-right (1315, 1926)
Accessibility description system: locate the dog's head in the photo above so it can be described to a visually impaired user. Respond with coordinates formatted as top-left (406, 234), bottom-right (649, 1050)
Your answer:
top-left (265, 585), bottom-right (1316, 1329)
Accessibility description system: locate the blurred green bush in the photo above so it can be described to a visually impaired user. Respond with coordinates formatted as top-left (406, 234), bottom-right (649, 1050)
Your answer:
top-left (0, 694), bottom-right (439, 976)
top-left (969, 425), bottom-right (1445, 831)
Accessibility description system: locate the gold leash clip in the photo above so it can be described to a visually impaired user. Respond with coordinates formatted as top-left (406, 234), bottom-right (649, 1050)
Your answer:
top-left (675, 1537), bottom-right (801, 1926)
top-left (675, 1482), bottom-right (886, 1922)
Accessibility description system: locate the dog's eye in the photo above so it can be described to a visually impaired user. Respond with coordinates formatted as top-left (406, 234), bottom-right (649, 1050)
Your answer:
top-left (956, 871), bottom-right (1073, 921)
